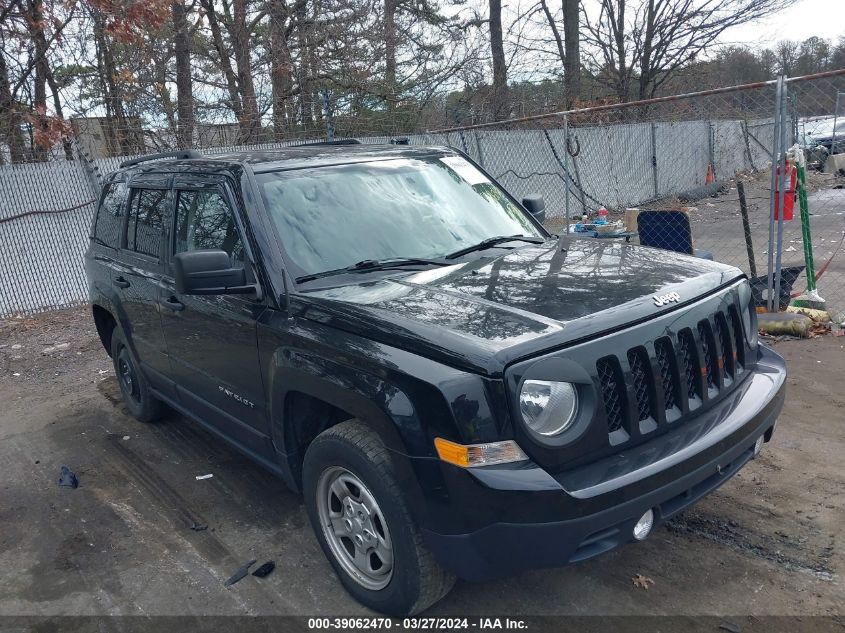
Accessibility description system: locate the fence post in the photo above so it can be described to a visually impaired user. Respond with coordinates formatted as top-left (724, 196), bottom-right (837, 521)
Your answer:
top-left (767, 75), bottom-right (789, 312)
top-left (72, 137), bottom-right (103, 200)
top-left (707, 121), bottom-right (715, 180)
top-left (741, 120), bottom-right (755, 171)
top-left (473, 131), bottom-right (485, 167)
top-left (563, 115), bottom-right (571, 233)
top-left (650, 122), bottom-right (659, 198)
top-left (773, 79), bottom-right (789, 312)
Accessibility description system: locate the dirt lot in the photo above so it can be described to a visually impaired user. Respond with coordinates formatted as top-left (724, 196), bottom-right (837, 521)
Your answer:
top-left (0, 307), bottom-right (843, 623)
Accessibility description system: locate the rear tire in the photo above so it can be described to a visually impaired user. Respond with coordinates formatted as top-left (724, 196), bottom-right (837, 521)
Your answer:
top-left (303, 420), bottom-right (455, 615)
top-left (110, 328), bottom-right (163, 423)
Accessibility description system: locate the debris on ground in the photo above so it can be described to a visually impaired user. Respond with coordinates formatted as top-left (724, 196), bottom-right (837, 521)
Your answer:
top-left (252, 561), bottom-right (275, 578)
top-left (122, 435), bottom-right (130, 441)
top-left (224, 559), bottom-right (257, 587)
top-left (189, 522), bottom-right (208, 532)
top-left (631, 574), bottom-right (655, 589)
top-left (757, 312), bottom-right (813, 338)
top-left (195, 474), bottom-right (213, 480)
top-left (41, 343), bottom-right (70, 355)
top-left (57, 465), bottom-right (79, 489)
top-left (719, 621), bottom-right (742, 633)
top-left (786, 305), bottom-right (830, 322)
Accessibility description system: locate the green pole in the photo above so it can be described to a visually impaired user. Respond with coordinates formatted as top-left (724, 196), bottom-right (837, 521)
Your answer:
top-left (796, 163), bottom-right (816, 292)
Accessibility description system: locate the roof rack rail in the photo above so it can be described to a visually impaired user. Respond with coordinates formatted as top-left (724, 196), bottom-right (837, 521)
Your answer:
top-left (295, 139), bottom-right (361, 147)
top-left (119, 149), bottom-right (202, 168)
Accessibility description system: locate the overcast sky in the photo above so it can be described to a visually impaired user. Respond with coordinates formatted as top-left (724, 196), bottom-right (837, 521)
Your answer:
top-left (724, 0), bottom-right (845, 45)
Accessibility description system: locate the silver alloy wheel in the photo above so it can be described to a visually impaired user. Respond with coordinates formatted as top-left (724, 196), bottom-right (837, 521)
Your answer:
top-left (316, 466), bottom-right (394, 590)
top-left (117, 352), bottom-right (139, 403)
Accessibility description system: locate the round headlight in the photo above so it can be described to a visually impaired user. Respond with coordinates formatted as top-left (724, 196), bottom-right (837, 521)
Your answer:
top-left (519, 380), bottom-right (578, 437)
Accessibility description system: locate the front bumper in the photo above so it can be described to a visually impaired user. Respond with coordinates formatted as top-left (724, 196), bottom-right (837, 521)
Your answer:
top-left (420, 345), bottom-right (786, 581)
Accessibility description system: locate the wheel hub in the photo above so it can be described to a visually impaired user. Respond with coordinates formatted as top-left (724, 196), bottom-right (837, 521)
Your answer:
top-left (316, 466), bottom-right (394, 591)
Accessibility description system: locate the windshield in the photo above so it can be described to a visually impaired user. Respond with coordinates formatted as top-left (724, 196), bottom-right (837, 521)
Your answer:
top-left (256, 155), bottom-right (544, 279)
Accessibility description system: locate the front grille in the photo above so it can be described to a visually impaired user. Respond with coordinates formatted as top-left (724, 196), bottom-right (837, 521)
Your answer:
top-left (698, 320), bottom-right (717, 389)
top-left (678, 328), bottom-right (700, 400)
top-left (596, 356), bottom-right (626, 433)
top-left (627, 347), bottom-right (654, 421)
top-left (715, 312), bottom-right (734, 379)
top-left (654, 337), bottom-right (678, 411)
top-left (727, 304), bottom-right (746, 369)
top-left (595, 302), bottom-right (750, 441)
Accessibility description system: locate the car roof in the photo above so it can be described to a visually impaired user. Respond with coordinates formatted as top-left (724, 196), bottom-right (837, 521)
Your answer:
top-left (113, 144), bottom-right (458, 179)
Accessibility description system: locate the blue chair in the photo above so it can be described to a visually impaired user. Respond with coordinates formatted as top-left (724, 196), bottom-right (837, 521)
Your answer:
top-left (636, 210), bottom-right (713, 260)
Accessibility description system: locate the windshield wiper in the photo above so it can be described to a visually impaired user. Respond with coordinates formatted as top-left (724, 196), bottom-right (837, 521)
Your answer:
top-left (445, 234), bottom-right (546, 260)
top-left (296, 257), bottom-right (450, 283)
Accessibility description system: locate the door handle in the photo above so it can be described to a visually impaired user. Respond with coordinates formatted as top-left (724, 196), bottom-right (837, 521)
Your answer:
top-left (161, 297), bottom-right (185, 312)
top-left (113, 277), bottom-right (130, 289)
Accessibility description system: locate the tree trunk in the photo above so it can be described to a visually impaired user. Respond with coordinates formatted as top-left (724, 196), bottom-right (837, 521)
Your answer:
top-left (637, 0), bottom-right (656, 100)
top-left (294, 0), bottom-right (313, 127)
top-left (539, 0), bottom-right (565, 67)
top-left (611, 0), bottom-right (628, 101)
top-left (488, 0), bottom-right (508, 120)
top-left (384, 0), bottom-right (397, 111)
top-left (231, 0), bottom-right (260, 143)
top-left (45, 65), bottom-right (74, 160)
top-left (172, 0), bottom-right (194, 148)
top-left (93, 12), bottom-right (133, 155)
top-left (201, 0), bottom-right (245, 134)
top-left (0, 49), bottom-right (26, 163)
top-left (28, 0), bottom-right (49, 161)
top-left (562, 0), bottom-right (580, 107)
top-left (269, 0), bottom-right (294, 139)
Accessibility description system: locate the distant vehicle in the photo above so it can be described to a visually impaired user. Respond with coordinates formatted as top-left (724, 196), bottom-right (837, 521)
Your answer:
top-left (84, 144), bottom-right (786, 615)
top-left (803, 117), bottom-right (845, 155)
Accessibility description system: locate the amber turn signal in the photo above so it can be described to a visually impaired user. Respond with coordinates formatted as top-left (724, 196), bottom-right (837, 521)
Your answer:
top-left (434, 437), bottom-right (529, 468)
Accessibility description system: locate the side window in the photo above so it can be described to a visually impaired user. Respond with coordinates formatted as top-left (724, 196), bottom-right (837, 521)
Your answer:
top-left (94, 181), bottom-right (127, 248)
top-left (175, 189), bottom-right (244, 265)
top-left (126, 188), bottom-right (167, 258)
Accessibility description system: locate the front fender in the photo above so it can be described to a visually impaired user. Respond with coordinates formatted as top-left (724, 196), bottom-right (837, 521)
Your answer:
top-left (256, 312), bottom-right (509, 526)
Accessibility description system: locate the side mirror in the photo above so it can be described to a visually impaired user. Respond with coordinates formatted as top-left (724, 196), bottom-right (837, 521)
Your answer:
top-left (174, 250), bottom-right (254, 295)
top-left (522, 194), bottom-right (546, 224)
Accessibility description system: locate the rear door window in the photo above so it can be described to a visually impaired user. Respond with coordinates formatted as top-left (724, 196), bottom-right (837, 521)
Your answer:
top-left (127, 188), bottom-right (168, 258)
top-left (94, 181), bottom-right (128, 248)
top-left (174, 189), bottom-right (244, 265)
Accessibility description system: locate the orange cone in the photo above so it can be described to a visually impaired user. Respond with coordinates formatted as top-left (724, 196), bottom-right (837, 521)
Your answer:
top-left (706, 164), bottom-right (714, 185)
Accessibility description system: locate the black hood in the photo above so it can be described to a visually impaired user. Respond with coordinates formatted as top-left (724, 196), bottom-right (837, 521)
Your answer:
top-left (297, 238), bottom-right (744, 375)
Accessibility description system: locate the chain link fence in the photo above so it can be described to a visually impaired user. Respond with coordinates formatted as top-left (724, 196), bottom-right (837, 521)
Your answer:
top-left (1, 70), bottom-right (845, 318)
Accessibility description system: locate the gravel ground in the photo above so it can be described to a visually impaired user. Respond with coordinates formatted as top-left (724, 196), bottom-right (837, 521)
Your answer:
top-left (0, 307), bottom-right (843, 625)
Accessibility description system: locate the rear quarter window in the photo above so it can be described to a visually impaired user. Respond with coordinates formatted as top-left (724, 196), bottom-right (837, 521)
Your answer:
top-left (94, 181), bottom-right (128, 248)
top-left (127, 188), bottom-right (168, 258)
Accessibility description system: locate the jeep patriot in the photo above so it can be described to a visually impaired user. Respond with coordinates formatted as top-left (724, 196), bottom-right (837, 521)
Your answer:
top-left (84, 142), bottom-right (786, 615)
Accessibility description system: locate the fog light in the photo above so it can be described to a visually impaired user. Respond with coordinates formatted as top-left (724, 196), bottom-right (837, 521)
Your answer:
top-left (753, 435), bottom-right (765, 458)
top-left (633, 509), bottom-right (654, 541)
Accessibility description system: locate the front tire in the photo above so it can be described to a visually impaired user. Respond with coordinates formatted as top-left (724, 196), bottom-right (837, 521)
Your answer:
top-left (303, 420), bottom-right (455, 615)
top-left (110, 328), bottom-right (162, 423)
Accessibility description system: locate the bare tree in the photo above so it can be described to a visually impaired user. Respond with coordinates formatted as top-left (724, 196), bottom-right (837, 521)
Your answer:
top-left (582, 0), bottom-right (791, 102)
top-left (172, 0), bottom-right (194, 148)
top-left (489, 0), bottom-right (509, 119)
top-left (562, 0), bottom-right (579, 105)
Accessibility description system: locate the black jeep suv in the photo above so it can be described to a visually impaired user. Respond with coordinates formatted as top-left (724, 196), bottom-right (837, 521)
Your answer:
top-left (85, 143), bottom-right (786, 615)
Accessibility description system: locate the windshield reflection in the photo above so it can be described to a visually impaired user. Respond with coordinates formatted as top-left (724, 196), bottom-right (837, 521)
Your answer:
top-left (256, 155), bottom-right (543, 279)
